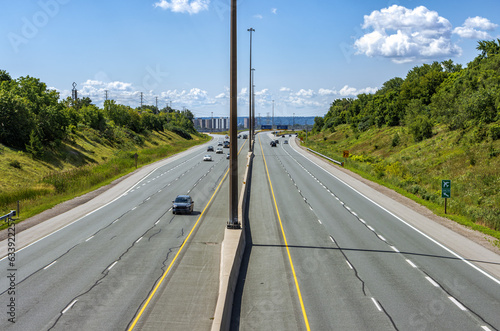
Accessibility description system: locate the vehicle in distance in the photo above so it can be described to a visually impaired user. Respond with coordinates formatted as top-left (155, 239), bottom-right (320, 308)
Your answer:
top-left (203, 155), bottom-right (212, 161)
top-left (270, 141), bottom-right (277, 147)
top-left (207, 145), bottom-right (214, 152)
top-left (216, 147), bottom-right (223, 154)
top-left (242, 134), bottom-right (247, 139)
top-left (226, 153), bottom-right (230, 159)
top-left (217, 141), bottom-right (223, 146)
top-left (284, 140), bottom-right (288, 144)
top-left (223, 141), bottom-right (230, 148)
top-left (172, 195), bottom-right (194, 214)
top-left (275, 139), bottom-right (279, 144)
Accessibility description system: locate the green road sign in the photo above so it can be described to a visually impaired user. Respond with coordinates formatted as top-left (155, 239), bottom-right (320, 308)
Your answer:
top-left (442, 180), bottom-right (451, 198)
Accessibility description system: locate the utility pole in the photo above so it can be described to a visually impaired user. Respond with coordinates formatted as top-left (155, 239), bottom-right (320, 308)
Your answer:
top-left (71, 82), bottom-right (78, 101)
top-left (155, 96), bottom-right (158, 114)
top-left (105, 90), bottom-right (108, 101)
top-left (140, 92), bottom-right (143, 109)
top-left (293, 112), bottom-right (295, 131)
top-left (228, 0), bottom-right (238, 228)
top-left (211, 111), bottom-right (213, 133)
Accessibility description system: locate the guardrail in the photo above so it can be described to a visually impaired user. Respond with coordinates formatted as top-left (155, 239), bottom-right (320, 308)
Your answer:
top-left (0, 210), bottom-right (17, 223)
top-left (307, 148), bottom-right (344, 166)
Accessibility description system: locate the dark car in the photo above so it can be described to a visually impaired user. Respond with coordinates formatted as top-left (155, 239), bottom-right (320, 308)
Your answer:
top-left (270, 141), bottom-right (277, 147)
top-left (275, 139), bottom-right (279, 144)
top-left (172, 195), bottom-right (194, 214)
top-left (223, 141), bottom-right (230, 148)
top-left (207, 145), bottom-right (214, 152)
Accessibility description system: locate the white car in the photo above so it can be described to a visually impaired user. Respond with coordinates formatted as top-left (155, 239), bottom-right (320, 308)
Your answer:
top-left (203, 154), bottom-right (212, 161)
top-left (216, 147), bottom-right (223, 154)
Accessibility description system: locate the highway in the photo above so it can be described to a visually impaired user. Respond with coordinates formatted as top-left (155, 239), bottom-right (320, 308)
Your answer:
top-left (0, 135), bottom-right (247, 331)
top-left (1, 131), bottom-right (500, 331)
top-left (231, 132), bottom-right (500, 330)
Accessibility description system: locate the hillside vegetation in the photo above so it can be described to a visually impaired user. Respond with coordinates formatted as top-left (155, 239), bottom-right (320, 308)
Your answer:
top-left (303, 40), bottom-right (500, 241)
top-left (0, 71), bottom-right (208, 225)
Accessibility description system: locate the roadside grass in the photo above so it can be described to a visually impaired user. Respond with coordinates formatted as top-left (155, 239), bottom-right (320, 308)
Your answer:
top-left (302, 123), bottom-right (500, 244)
top-left (0, 129), bottom-right (209, 230)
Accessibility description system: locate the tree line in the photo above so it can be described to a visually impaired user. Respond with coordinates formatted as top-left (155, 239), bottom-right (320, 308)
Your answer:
top-left (313, 39), bottom-right (500, 142)
top-left (0, 71), bottom-right (197, 157)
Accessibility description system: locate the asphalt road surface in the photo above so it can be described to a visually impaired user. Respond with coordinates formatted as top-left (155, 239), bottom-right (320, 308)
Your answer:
top-left (0, 135), bottom-right (246, 331)
top-left (231, 133), bottom-right (500, 331)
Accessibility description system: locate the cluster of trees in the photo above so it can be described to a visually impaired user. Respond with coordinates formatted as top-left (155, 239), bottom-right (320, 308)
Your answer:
top-left (314, 40), bottom-right (500, 142)
top-left (0, 71), bottom-right (197, 156)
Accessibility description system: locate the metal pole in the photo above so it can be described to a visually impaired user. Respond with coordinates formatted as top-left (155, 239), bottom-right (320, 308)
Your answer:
top-left (248, 28), bottom-right (254, 152)
top-left (272, 99), bottom-right (274, 130)
top-left (228, 0), bottom-right (239, 228)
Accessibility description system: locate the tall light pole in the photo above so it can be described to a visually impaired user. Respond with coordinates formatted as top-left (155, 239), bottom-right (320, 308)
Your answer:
top-left (272, 99), bottom-right (275, 130)
top-left (228, 0), bottom-right (238, 228)
top-left (293, 112), bottom-right (295, 131)
top-left (252, 69), bottom-right (256, 142)
top-left (247, 27), bottom-right (254, 151)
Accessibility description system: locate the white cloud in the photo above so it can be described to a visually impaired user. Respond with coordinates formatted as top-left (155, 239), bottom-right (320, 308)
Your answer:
top-left (453, 16), bottom-right (498, 39)
top-left (354, 5), bottom-right (462, 62)
top-left (280, 87), bottom-right (291, 92)
top-left (296, 89), bottom-right (315, 97)
top-left (318, 88), bottom-right (337, 96)
top-left (254, 14), bottom-right (263, 19)
top-left (154, 0), bottom-right (210, 15)
top-left (339, 85), bottom-right (378, 97)
top-left (215, 92), bottom-right (226, 99)
top-left (271, 8), bottom-right (277, 15)
top-left (255, 88), bottom-right (269, 96)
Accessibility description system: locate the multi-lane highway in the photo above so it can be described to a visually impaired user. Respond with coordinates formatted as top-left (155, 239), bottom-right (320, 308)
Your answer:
top-left (232, 132), bottom-right (500, 330)
top-left (1, 131), bottom-right (500, 331)
top-left (0, 135), bottom-right (248, 331)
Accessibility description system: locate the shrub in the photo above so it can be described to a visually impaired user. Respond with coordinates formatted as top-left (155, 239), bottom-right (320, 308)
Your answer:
top-left (489, 124), bottom-right (500, 140)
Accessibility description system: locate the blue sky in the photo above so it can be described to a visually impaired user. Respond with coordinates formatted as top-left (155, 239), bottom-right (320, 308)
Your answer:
top-left (1, 0), bottom-right (499, 117)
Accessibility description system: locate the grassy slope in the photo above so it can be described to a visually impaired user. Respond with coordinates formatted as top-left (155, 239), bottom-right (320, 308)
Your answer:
top-left (302, 123), bottom-right (500, 244)
top-left (0, 128), bottom-right (209, 227)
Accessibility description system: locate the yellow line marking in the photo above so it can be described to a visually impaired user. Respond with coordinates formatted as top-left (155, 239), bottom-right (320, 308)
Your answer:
top-left (258, 135), bottom-right (311, 331)
top-left (128, 138), bottom-right (247, 330)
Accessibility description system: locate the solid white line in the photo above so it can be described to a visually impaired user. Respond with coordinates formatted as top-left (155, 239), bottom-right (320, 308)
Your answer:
top-left (329, 236), bottom-right (335, 244)
top-left (481, 326), bottom-right (492, 331)
top-left (108, 261), bottom-right (118, 271)
top-left (425, 276), bottom-right (440, 288)
top-left (448, 296), bottom-right (467, 311)
top-left (371, 297), bottom-right (382, 311)
top-left (367, 225), bottom-right (375, 231)
top-left (131, 207), bottom-right (137, 211)
top-left (113, 218), bottom-right (120, 223)
top-left (378, 234), bottom-right (386, 241)
top-left (406, 259), bottom-right (418, 268)
top-left (290, 143), bottom-right (500, 285)
top-left (44, 261), bottom-right (57, 270)
top-left (155, 220), bottom-right (160, 225)
top-left (85, 236), bottom-right (94, 242)
top-left (318, 219), bottom-right (322, 224)
top-left (62, 300), bottom-right (77, 314)
top-left (136, 237), bottom-right (142, 244)
top-left (346, 261), bottom-right (353, 269)
top-left (359, 219), bottom-right (366, 224)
